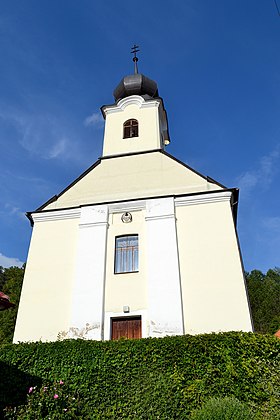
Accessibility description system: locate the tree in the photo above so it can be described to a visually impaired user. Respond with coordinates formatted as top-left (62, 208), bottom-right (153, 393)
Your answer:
top-left (0, 265), bottom-right (25, 344)
top-left (0, 266), bottom-right (6, 291)
top-left (246, 268), bottom-right (280, 334)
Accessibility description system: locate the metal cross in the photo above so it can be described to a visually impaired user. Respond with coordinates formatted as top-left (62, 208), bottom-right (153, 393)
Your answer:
top-left (131, 44), bottom-right (140, 74)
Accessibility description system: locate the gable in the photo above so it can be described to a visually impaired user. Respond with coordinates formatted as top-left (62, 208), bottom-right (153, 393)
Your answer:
top-left (40, 150), bottom-right (224, 211)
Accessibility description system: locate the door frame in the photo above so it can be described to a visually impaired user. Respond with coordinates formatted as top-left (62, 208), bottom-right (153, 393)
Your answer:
top-left (111, 316), bottom-right (142, 340)
top-left (104, 310), bottom-right (147, 340)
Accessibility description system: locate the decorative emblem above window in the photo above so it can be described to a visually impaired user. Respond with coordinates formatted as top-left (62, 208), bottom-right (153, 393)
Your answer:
top-left (121, 212), bottom-right (132, 223)
top-left (123, 119), bottom-right (138, 138)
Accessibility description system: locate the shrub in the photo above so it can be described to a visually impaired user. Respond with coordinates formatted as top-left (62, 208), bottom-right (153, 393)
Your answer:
top-left (0, 332), bottom-right (279, 418)
top-left (190, 397), bottom-right (253, 420)
top-left (4, 380), bottom-right (82, 419)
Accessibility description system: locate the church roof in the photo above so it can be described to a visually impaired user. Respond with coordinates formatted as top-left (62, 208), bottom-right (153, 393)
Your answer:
top-left (0, 291), bottom-right (15, 311)
top-left (113, 73), bottom-right (159, 102)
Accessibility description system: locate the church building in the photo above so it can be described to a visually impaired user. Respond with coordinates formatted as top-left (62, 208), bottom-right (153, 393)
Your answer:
top-left (13, 52), bottom-right (253, 343)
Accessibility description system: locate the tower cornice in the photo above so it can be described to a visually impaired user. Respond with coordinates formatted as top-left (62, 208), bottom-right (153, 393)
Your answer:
top-left (101, 95), bottom-right (161, 118)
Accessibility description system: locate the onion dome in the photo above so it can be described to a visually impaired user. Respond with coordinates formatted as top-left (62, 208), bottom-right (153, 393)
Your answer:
top-left (114, 73), bottom-right (158, 101)
top-left (113, 45), bottom-right (159, 102)
top-left (113, 73), bottom-right (158, 102)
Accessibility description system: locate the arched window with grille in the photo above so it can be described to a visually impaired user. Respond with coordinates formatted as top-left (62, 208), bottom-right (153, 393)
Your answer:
top-left (123, 119), bottom-right (138, 139)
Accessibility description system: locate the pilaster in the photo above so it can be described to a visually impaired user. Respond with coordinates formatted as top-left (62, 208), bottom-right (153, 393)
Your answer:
top-left (70, 205), bottom-right (109, 340)
top-left (145, 197), bottom-right (184, 337)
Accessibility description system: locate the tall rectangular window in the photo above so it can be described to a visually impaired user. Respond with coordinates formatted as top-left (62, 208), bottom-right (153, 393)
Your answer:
top-left (114, 235), bottom-right (139, 274)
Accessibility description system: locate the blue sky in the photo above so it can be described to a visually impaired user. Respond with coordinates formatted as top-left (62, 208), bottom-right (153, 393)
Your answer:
top-left (0, 0), bottom-right (279, 273)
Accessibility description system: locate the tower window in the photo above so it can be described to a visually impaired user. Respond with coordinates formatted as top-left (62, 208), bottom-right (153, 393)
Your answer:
top-left (123, 119), bottom-right (138, 138)
top-left (115, 235), bottom-right (139, 273)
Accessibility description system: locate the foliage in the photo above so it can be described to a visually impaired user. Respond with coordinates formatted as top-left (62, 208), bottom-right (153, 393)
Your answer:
top-left (4, 380), bottom-right (81, 419)
top-left (246, 267), bottom-right (280, 334)
top-left (0, 332), bottom-right (279, 419)
top-left (0, 266), bottom-right (24, 345)
top-left (0, 266), bottom-right (280, 417)
top-left (0, 266), bottom-right (6, 290)
top-left (190, 397), bottom-right (253, 420)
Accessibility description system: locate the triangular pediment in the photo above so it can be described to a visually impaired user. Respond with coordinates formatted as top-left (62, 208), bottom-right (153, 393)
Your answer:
top-left (39, 150), bottom-right (224, 211)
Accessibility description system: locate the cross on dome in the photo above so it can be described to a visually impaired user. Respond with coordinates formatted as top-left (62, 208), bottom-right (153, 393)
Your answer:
top-left (113, 45), bottom-right (158, 101)
top-left (131, 44), bottom-right (140, 74)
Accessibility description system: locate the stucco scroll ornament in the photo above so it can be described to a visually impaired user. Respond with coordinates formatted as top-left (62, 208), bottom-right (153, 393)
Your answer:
top-left (121, 212), bottom-right (132, 223)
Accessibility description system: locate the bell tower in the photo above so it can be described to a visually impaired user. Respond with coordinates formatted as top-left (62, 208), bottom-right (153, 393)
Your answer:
top-left (101, 46), bottom-right (170, 157)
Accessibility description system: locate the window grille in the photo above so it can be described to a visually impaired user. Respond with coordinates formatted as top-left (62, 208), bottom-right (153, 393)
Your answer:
top-left (115, 235), bottom-right (139, 273)
top-left (123, 119), bottom-right (138, 138)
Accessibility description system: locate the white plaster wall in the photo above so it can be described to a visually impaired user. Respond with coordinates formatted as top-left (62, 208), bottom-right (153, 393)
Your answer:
top-left (104, 310), bottom-right (148, 340)
top-left (69, 205), bottom-right (108, 340)
top-left (104, 208), bottom-right (147, 316)
top-left (13, 217), bottom-right (79, 343)
top-left (14, 191), bottom-right (252, 343)
top-left (146, 197), bottom-right (184, 337)
top-left (175, 196), bottom-right (252, 334)
top-left (102, 96), bottom-right (161, 156)
top-left (45, 152), bottom-right (220, 211)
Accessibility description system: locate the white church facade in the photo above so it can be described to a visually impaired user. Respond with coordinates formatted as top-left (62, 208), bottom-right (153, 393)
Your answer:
top-left (13, 63), bottom-right (253, 343)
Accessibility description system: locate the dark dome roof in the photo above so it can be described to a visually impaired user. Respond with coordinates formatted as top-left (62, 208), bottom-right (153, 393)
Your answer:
top-left (113, 73), bottom-right (159, 102)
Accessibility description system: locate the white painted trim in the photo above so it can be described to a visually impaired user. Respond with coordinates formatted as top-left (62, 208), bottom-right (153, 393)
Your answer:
top-left (145, 213), bottom-right (175, 222)
top-left (107, 191), bottom-right (231, 217)
top-left (175, 191), bottom-right (232, 207)
top-left (145, 197), bottom-right (184, 337)
top-left (32, 208), bottom-right (81, 223)
top-left (104, 310), bottom-right (148, 340)
top-left (70, 205), bottom-right (109, 341)
top-left (103, 95), bottom-right (160, 115)
top-left (108, 200), bottom-right (145, 213)
top-left (79, 222), bottom-right (108, 229)
top-left (32, 191), bottom-right (231, 224)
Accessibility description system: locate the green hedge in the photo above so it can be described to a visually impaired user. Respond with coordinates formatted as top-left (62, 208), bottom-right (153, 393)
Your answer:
top-left (190, 396), bottom-right (254, 420)
top-left (0, 332), bottom-right (279, 419)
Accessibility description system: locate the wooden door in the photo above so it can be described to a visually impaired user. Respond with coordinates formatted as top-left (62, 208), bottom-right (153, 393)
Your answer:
top-left (111, 316), bottom-right (141, 340)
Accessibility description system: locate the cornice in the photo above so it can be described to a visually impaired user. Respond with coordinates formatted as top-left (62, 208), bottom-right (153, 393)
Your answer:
top-left (108, 200), bottom-right (145, 213)
top-left (79, 221), bottom-right (109, 229)
top-left (31, 191), bottom-right (233, 224)
top-left (102, 95), bottom-right (160, 116)
top-left (145, 214), bottom-right (175, 222)
top-left (175, 191), bottom-right (232, 207)
top-left (32, 208), bottom-right (81, 223)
